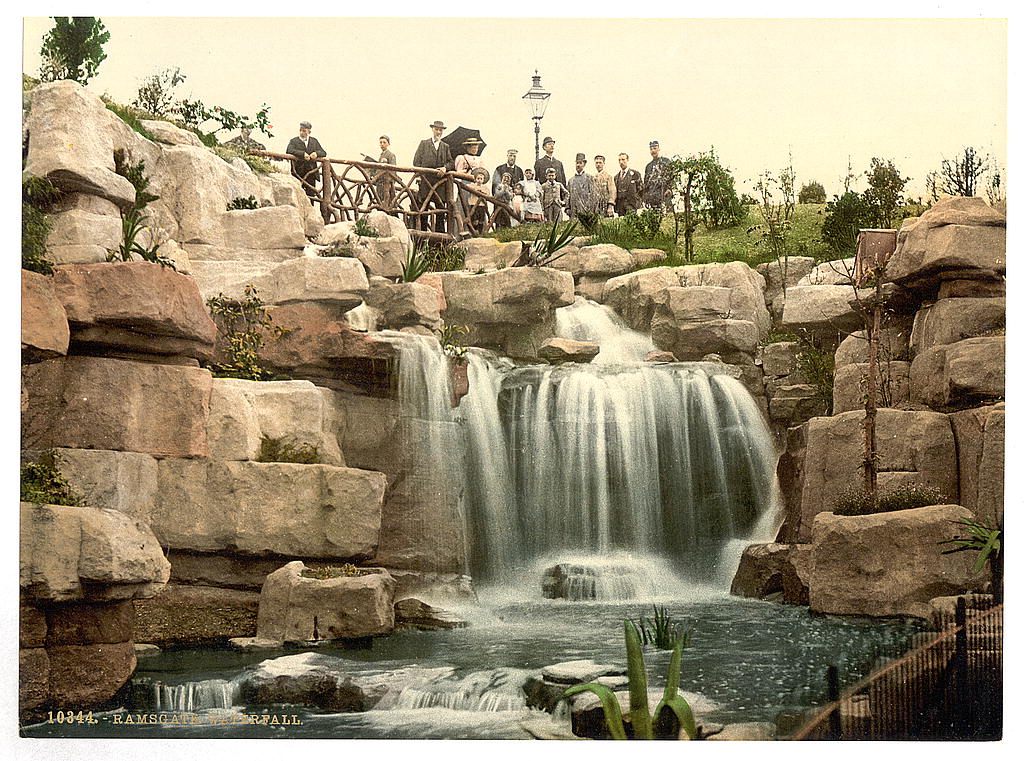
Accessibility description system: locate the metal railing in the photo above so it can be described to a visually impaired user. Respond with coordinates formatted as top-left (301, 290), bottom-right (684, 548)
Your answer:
top-left (790, 596), bottom-right (1002, 740)
top-left (252, 151), bottom-right (521, 241)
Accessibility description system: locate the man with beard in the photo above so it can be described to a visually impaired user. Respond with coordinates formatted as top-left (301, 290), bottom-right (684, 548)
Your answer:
top-left (492, 149), bottom-right (524, 194)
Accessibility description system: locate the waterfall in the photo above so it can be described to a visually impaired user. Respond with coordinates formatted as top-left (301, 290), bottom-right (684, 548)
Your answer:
top-left (388, 668), bottom-right (531, 712)
top-left (147, 679), bottom-right (240, 711)
top-left (455, 298), bottom-right (779, 590)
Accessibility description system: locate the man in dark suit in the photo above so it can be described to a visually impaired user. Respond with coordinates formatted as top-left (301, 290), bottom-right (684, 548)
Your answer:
top-left (492, 149), bottom-right (524, 195)
top-left (643, 140), bottom-right (674, 211)
top-left (614, 152), bottom-right (644, 216)
top-left (534, 137), bottom-right (566, 188)
top-left (412, 120), bottom-right (455, 232)
top-left (285, 121), bottom-right (326, 201)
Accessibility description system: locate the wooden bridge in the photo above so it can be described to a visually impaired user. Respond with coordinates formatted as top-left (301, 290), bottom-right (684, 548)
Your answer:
top-left (253, 150), bottom-right (522, 241)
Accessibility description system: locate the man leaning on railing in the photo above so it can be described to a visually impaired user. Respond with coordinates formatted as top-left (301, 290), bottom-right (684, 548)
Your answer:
top-left (285, 120), bottom-right (326, 202)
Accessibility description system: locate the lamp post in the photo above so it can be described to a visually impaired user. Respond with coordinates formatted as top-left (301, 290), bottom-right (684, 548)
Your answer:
top-left (522, 70), bottom-right (551, 161)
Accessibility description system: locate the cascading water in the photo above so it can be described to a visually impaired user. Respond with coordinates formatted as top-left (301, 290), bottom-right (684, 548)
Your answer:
top-left (454, 297), bottom-right (780, 593)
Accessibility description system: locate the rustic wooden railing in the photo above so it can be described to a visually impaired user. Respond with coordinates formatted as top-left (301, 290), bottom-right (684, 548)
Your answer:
top-left (252, 151), bottom-right (522, 241)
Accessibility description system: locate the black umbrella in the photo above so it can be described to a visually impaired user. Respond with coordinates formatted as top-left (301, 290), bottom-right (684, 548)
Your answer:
top-left (442, 126), bottom-right (487, 156)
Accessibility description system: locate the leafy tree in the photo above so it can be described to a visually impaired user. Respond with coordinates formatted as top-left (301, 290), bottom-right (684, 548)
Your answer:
top-left (174, 99), bottom-right (274, 142)
top-left (668, 149), bottom-right (745, 261)
top-left (821, 191), bottom-right (873, 256)
top-left (39, 17), bottom-right (110, 85)
top-left (798, 180), bottom-right (827, 204)
top-left (862, 157), bottom-right (908, 228)
top-left (132, 67), bottom-right (186, 116)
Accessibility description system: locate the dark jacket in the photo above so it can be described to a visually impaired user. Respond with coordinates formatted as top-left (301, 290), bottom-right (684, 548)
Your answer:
top-left (614, 168), bottom-right (644, 214)
top-left (413, 138), bottom-right (455, 171)
top-left (285, 135), bottom-right (326, 182)
top-left (492, 163), bottom-right (524, 194)
top-left (534, 155), bottom-right (566, 187)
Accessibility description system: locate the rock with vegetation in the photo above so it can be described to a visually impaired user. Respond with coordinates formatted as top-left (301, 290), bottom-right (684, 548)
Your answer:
top-left (887, 197), bottom-right (1006, 292)
top-left (807, 504), bottom-right (986, 618)
top-left (20, 503), bottom-right (170, 603)
top-left (22, 356), bottom-right (213, 458)
top-left (139, 118), bottom-right (204, 147)
top-left (795, 409), bottom-right (958, 543)
top-left (832, 361), bottom-right (911, 414)
top-left (909, 297), bottom-right (1005, 355)
top-left (51, 260), bottom-right (217, 361)
top-left (38, 448), bottom-right (158, 517)
top-left (21, 270), bottom-right (70, 363)
top-left (909, 336), bottom-right (1004, 411)
top-left (537, 337), bottom-right (600, 364)
top-left (256, 561), bottom-right (396, 642)
top-left (151, 460), bottom-right (386, 560)
top-left (317, 211), bottom-right (411, 279)
top-left (207, 378), bottom-right (344, 465)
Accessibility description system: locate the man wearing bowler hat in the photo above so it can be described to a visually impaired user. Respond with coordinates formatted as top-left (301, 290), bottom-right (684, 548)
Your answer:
top-left (413, 120), bottom-right (455, 232)
top-left (534, 136), bottom-right (566, 189)
top-left (643, 140), bottom-right (674, 211)
top-left (285, 121), bottom-right (326, 201)
top-left (567, 153), bottom-right (597, 219)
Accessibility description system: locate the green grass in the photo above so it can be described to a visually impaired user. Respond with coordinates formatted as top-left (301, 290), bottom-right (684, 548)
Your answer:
top-left (483, 204), bottom-right (834, 269)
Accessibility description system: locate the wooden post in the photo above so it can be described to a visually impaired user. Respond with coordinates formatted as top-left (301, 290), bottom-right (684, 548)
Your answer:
top-left (827, 665), bottom-right (842, 740)
top-left (320, 159), bottom-right (333, 224)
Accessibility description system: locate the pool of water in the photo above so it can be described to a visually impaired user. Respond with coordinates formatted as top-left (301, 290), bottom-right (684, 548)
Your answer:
top-left (23, 590), bottom-right (922, 740)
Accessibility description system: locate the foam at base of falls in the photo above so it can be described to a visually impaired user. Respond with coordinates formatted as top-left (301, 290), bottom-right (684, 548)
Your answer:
top-left (382, 668), bottom-right (532, 713)
top-left (147, 679), bottom-right (240, 712)
top-left (537, 553), bottom-right (689, 602)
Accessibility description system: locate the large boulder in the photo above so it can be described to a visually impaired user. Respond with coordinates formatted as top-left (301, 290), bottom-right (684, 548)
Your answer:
top-left (22, 356), bottom-right (212, 458)
top-left (22, 270), bottom-right (70, 363)
top-left (807, 504), bottom-right (987, 618)
top-left (909, 297), bottom-right (1005, 356)
top-left (24, 81), bottom-right (137, 209)
top-left (51, 261), bottom-right (217, 360)
top-left (41, 448), bottom-right (159, 517)
top-left (439, 267), bottom-right (574, 359)
top-left (834, 325), bottom-right (911, 369)
top-left (207, 378), bottom-right (344, 465)
top-left (139, 119), bottom-right (205, 147)
top-left (796, 409), bottom-right (958, 542)
top-left (236, 652), bottom-right (390, 711)
top-left (151, 460), bottom-right (386, 560)
top-left (887, 197), bottom-right (1006, 292)
top-left (45, 208), bottom-right (123, 257)
top-left (832, 361), bottom-right (911, 414)
top-left (730, 543), bottom-right (791, 598)
top-left (255, 561), bottom-right (396, 642)
top-left (364, 278), bottom-right (442, 331)
top-left (458, 237), bottom-right (523, 271)
top-left (947, 404), bottom-right (1004, 524)
top-left (651, 285), bottom-right (760, 363)
top-left (20, 503), bottom-right (170, 603)
top-left (549, 244), bottom-right (635, 281)
top-left (756, 256), bottom-right (817, 320)
top-left (537, 337), bottom-right (600, 364)
top-left (218, 206), bottom-right (308, 250)
top-left (317, 211), bottom-right (410, 279)
top-left (909, 336), bottom-right (1005, 411)
top-left (797, 258), bottom-right (857, 285)
top-left (781, 285), bottom-right (863, 341)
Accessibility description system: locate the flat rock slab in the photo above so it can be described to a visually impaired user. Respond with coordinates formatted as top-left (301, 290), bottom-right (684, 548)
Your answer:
top-left (21, 269), bottom-right (70, 363)
top-left (540, 659), bottom-right (626, 684)
top-left (133, 584), bottom-right (260, 645)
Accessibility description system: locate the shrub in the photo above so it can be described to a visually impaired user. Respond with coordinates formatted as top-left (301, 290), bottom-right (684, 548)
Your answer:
top-left (796, 339), bottom-right (835, 415)
top-left (863, 157), bottom-right (909, 229)
top-left (400, 240), bottom-right (432, 282)
top-left (132, 67), bottom-right (186, 117)
top-left (831, 485), bottom-right (947, 516)
top-left (206, 285), bottom-right (286, 380)
top-left (624, 209), bottom-right (664, 241)
top-left (353, 216), bottom-right (378, 238)
top-left (256, 436), bottom-right (320, 464)
top-left (440, 324), bottom-right (469, 361)
top-left (22, 174), bottom-right (60, 274)
top-left (39, 17), bottom-right (109, 85)
top-left (226, 195), bottom-right (259, 211)
top-left (821, 191), bottom-right (874, 257)
top-left (102, 98), bottom-right (159, 142)
top-left (300, 563), bottom-right (373, 580)
top-left (212, 144), bottom-right (274, 174)
top-left (425, 242), bottom-right (465, 272)
top-left (21, 451), bottom-right (84, 506)
top-left (798, 181), bottom-right (827, 204)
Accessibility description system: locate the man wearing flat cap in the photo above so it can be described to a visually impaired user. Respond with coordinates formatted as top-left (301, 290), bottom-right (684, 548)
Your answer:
top-left (286, 121), bottom-right (327, 201)
top-left (372, 135), bottom-right (397, 211)
top-left (567, 153), bottom-right (598, 219)
top-left (412, 120), bottom-right (455, 232)
top-left (493, 149), bottom-right (524, 195)
top-left (534, 137), bottom-right (566, 190)
top-left (643, 140), bottom-right (674, 211)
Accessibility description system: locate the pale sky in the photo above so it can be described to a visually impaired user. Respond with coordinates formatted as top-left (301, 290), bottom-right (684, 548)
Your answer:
top-left (21, 15), bottom-right (1007, 198)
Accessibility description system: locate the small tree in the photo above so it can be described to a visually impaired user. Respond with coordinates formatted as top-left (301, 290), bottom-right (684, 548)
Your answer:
top-left (39, 17), bottom-right (110, 85)
top-left (821, 192), bottom-right (873, 256)
top-left (940, 146), bottom-right (988, 197)
top-left (668, 149), bottom-right (745, 261)
top-left (862, 157), bottom-right (908, 228)
top-left (798, 180), bottom-right (827, 204)
top-left (132, 67), bottom-right (186, 117)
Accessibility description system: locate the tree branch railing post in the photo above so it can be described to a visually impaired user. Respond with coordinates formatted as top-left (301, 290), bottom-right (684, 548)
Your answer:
top-left (248, 150), bottom-right (521, 241)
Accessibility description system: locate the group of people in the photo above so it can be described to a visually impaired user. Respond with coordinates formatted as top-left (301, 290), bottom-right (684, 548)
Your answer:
top-left (282, 119), bottom-right (677, 231)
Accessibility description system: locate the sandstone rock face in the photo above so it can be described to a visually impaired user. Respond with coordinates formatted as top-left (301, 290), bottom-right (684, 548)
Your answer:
top-left (133, 584), bottom-right (260, 645)
top-left (46, 208), bottom-right (123, 252)
top-left (796, 409), bottom-right (958, 542)
top-left (948, 404), bottom-right (1004, 525)
top-left (832, 361), bottom-right (911, 414)
top-left (459, 237), bottom-right (523, 271)
top-left (767, 385), bottom-right (828, 427)
top-left (139, 119), bottom-right (205, 147)
top-left (364, 278), bottom-right (441, 331)
top-left (775, 424), bottom-right (808, 544)
top-left (46, 448), bottom-right (159, 517)
top-left (781, 285), bottom-right (863, 340)
top-left (22, 357), bottom-right (212, 458)
top-left (44, 600), bottom-right (136, 646)
top-left (549, 244), bottom-right (635, 281)
top-left (651, 286), bottom-right (759, 363)
top-left (151, 460), bottom-right (386, 560)
top-left (798, 258), bottom-right (857, 285)
top-left (888, 197), bottom-right (1006, 291)
top-left (317, 213), bottom-right (410, 279)
top-left (46, 642), bottom-right (137, 707)
top-left (256, 561), bottom-right (396, 641)
top-left (22, 270), bottom-right (70, 363)
top-left (938, 279), bottom-right (1004, 299)
top-left (439, 267), bottom-right (574, 359)
top-left (756, 256), bottom-right (817, 320)
top-left (730, 543), bottom-right (791, 599)
top-left (602, 266), bottom-right (680, 331)
top-left (537, 337), bottom-right (601, 363)
top-left (909, 297), bottom-right (1005, 355)
top-left (834, 326), bottom-right (911, 369)
top-left (20, 503), bottom-right (170, 603)
top-left (207, 378), bottom-right (344, 465)
top-left (394, 598), bottom-right (467, 630)
top-left (25, 81), bottom-right (137, 209)
top-left (808, 504), bottom-right (986, 618)
top-left (218, 206), bottom-right (308, 250)
top-left (762, 341), bottom-right (802, 377)
top-left (51, 261), bottom-right (217, 360)
top-left (909, 336), bottom-right (1005, 411)
top-left (190, 256), bottom-right (369, 310)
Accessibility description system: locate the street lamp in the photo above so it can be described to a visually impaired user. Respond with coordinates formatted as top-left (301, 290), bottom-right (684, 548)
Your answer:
top-left (522, 70), bottom-right (551, 161)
